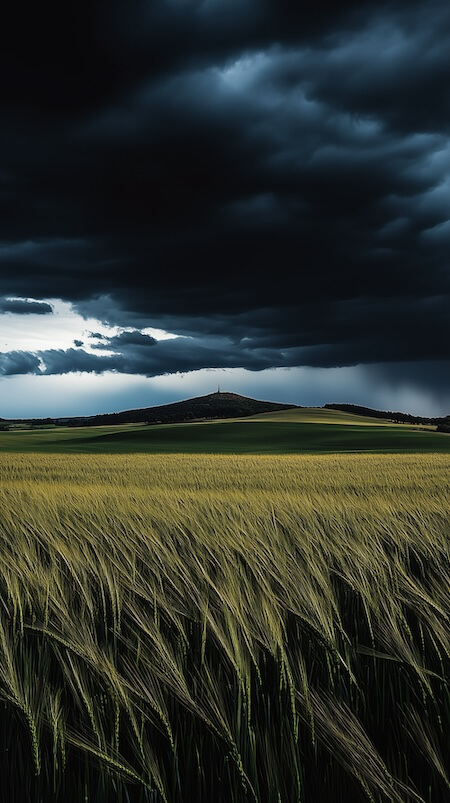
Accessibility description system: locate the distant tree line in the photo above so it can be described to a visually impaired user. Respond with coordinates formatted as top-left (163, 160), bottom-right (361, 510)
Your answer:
top-left (436, 417), bottom-right (450, 433)
top-left (324, 403), bottom-right (446, 427)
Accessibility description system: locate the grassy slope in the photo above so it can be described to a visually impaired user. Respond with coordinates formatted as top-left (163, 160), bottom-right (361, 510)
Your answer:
top-left (245, 406), bottom-right (432, 425)
top-left (0, 407), bottom-right (448, 454)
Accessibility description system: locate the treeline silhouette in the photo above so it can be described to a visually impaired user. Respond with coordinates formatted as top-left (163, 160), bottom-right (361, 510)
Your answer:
top-left (324, 403), bottom-right (447, 427)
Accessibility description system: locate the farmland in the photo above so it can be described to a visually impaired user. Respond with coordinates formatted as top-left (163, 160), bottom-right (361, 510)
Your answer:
top-left (0, 451), bottom-right (449, 802)
top-left (0, 406), bottom-right (449, 454)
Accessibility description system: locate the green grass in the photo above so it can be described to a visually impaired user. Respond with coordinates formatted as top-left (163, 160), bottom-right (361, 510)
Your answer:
top-left (0, 453), bottom-right (449, 802)
top-left (0, 407), bottom-right (448, 454)
top-left (246, 406), bottom-right (412, 424)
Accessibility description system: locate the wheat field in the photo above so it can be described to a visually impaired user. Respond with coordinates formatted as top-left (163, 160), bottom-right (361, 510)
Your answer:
top-left (0, 453), bottom-right (449, 802)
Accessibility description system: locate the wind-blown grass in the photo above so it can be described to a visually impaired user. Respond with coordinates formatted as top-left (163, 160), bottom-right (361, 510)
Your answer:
top-left (0, 453), bottom-right (448, 802)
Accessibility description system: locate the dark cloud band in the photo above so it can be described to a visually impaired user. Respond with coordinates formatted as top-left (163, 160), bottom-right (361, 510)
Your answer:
top-left (0, 298), bottom-right (53, 315)
top-left (0, 0), bottom-right (448, 391)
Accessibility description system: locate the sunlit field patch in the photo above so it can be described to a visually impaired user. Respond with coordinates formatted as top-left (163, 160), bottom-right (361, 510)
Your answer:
top-left (0, 453), bottom-right (449, 802)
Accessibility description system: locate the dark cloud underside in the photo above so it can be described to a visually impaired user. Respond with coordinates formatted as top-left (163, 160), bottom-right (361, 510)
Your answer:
top-left (0, 0), bottom-right (448, 385)
top-left (0, 298), bottom-right (53, 315)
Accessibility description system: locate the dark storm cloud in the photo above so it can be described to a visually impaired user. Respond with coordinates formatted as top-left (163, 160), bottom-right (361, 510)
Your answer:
top-left (34, 334), bottom-right (283, 377)
top-left (0, 298), bottom-right (53, 315)
top-left (93, 331), bottom-right (157, 349)
top-left (0, 352), bottom-right (42, 376)
top-left (1, 1), bottom-right (449, 383)
top-left (0, 300), bottom-right (447, 379)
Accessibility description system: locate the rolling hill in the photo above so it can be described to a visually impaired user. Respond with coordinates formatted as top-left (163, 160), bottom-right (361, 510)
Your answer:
top-left (6, 392), bottom-right (449, 430)
top-left (13, 392), bottom-right (298, 427)
top-left (1, 405), bottom-right (449, 454)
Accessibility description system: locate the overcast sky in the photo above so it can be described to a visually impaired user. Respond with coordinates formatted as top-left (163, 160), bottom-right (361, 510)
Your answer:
top-left (1, 0), bottom-right (449, 417)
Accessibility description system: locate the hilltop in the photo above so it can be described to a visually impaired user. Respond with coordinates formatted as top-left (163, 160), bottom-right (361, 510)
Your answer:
top-left (53, 392), bottom-right (298, 427)
top-left (4, 393), bottom-right (449, 430)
